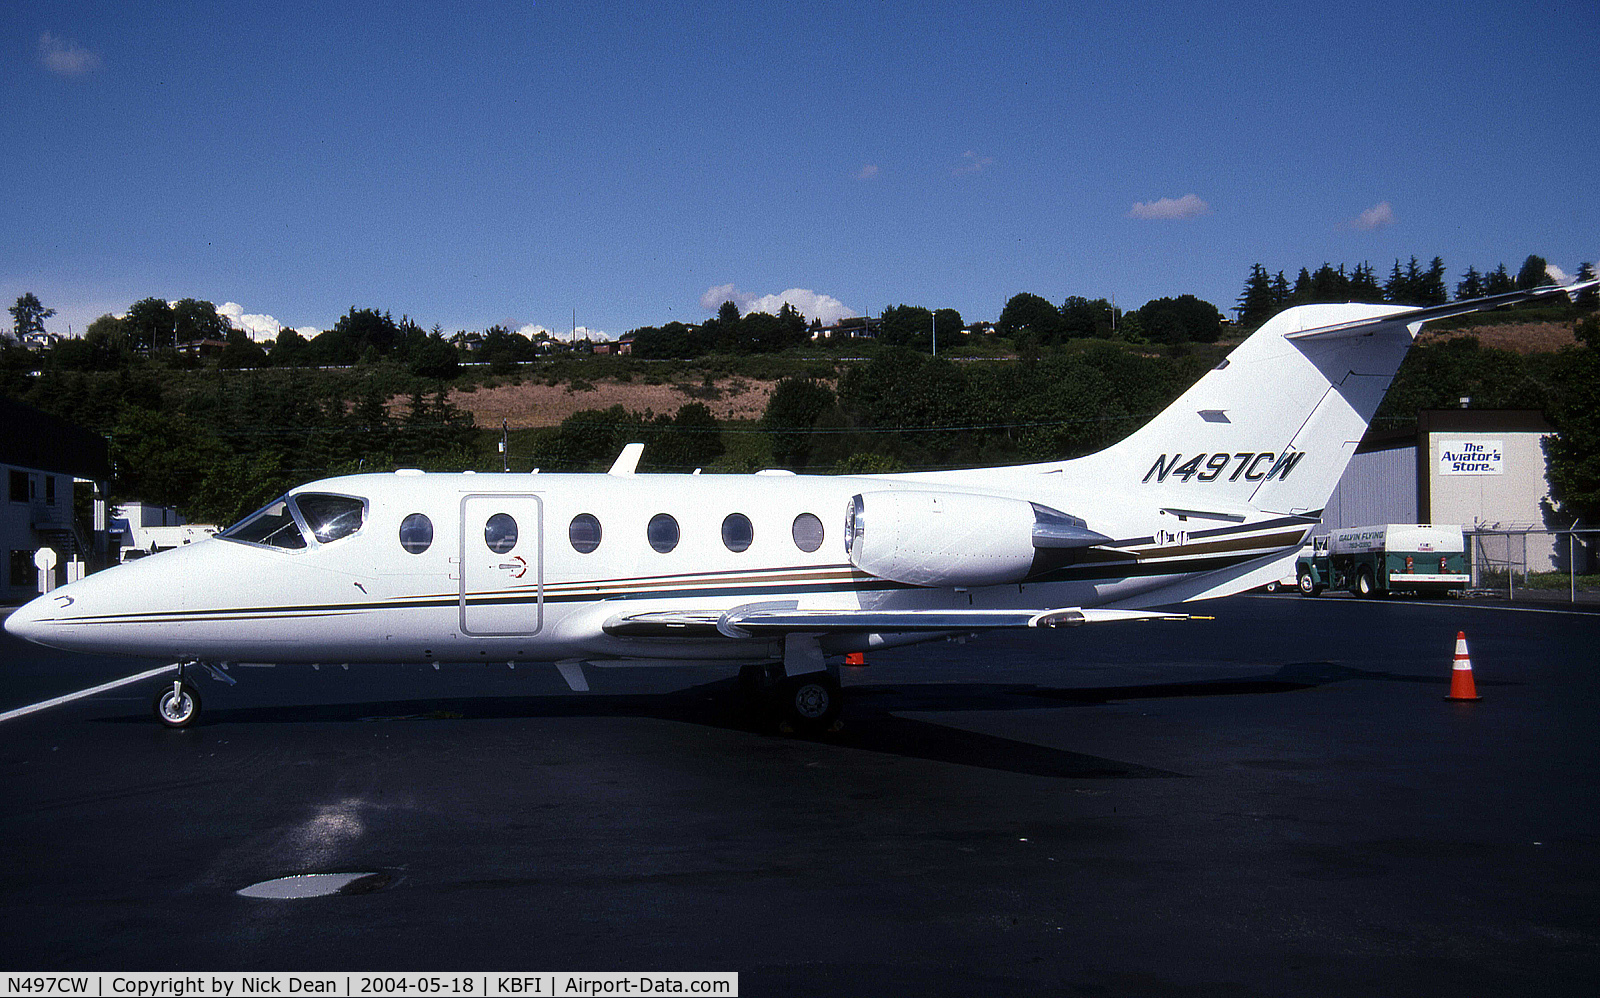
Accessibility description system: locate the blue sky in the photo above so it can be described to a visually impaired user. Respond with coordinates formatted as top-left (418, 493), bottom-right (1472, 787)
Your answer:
top-left (5, 1), bottom-right (1596, 341)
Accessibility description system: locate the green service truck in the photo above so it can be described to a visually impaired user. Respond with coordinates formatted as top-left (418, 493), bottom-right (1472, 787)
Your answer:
top-left (1296, 523), bottom-right (1470, 598)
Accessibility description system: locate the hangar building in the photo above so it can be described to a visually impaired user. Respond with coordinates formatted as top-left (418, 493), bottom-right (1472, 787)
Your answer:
top-left (1319, 408), bottom-right (1583, 572)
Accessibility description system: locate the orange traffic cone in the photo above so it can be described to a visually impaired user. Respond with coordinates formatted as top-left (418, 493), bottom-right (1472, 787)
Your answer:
top-left (1446, 631), bottom-right (1482, 701)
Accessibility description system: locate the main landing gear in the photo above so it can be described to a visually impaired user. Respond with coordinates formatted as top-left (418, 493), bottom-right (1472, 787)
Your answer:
top-left (739, 635), bottom-right (844, 735)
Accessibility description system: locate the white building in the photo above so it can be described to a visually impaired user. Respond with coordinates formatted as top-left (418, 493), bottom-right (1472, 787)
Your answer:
top-left (2, 397), bottom-right (112, 599)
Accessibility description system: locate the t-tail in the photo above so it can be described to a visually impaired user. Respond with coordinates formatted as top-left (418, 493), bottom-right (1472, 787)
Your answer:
top-left (1062, 281), bottom-right (1595, 516)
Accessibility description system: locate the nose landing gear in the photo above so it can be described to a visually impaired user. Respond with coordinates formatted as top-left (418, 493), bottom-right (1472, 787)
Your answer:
top-left (154, 676), bottom-right (202, 728)
top-left (152, 659), bottom-right (230, 728)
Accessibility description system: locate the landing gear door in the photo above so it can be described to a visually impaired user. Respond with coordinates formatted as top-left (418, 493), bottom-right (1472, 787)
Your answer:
top-left (460, 494), bottom-right (543, 636)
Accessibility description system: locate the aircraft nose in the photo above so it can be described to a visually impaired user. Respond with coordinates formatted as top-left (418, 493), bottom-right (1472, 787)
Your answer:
top-left (3, 592), bottom-right (58, 646)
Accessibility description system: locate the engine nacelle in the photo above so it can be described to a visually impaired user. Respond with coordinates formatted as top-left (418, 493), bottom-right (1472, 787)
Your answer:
top-left (844, 491), bottom-right (1109, 588)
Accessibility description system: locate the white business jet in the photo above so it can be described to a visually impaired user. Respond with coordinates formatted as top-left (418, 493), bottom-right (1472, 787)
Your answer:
top-left (7, 283), bottom-right (1591, 730)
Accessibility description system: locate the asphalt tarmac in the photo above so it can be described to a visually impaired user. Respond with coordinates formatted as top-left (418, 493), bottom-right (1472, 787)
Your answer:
top-left (2, 594), bottom-right (1597, 996)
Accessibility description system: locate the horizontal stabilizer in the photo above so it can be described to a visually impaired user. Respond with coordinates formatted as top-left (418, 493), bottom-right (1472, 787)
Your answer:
top-left (1285, 281), bottom-right (1595, 341)
top-left (602, 604), bottom-right (1191, 638)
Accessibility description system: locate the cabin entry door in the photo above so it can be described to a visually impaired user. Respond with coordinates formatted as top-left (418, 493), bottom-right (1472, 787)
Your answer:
top-left (459, 493), bottom-right (544, 636)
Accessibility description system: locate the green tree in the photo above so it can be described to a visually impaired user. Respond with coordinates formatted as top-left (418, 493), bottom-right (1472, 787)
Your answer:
top-left (1236, 264), bottom-right (1279, 328)
top-left (110, 406), bottom-right (224, 508)
top-left (644, 402), bottom-right (725, 471)
top-left (1059, 296), bottom-right (1116, 338)
top-left (1135, 295), bottom-right (1223, 344)
top-left (1484, 263), bottom-right (1515, 296)
top-left (1544, 313), bottom-right (1600, 522)
top-left (218, 329), bottom-right (268, 369)
top-left (532, 406), bottom-right (646, 472)
top-left (997, 293), bottom-right (1063, 342)
top-left (270, 327), bottom-right (311, 367)
top-left (1575, 263), bottom-right (1597, 310)
top-left (1349, 263), bottom-right (1383, 302)
top-left (1515, 254), bottom-right (1551, 290)
top-left (933, 308), bottom-right (963, 339)
top-left (1420, 257), bottom-right (1449, 305)
top-left (1457, 266), bottom-right (1485, 300)
top-left (764, 378), bottom-right (839, 470)
top-left (172, 299), bottom-right (228, 344)
top-left (879, 304), bottom-right (935, 350)
top-left (125, 297), bottom-right (175, 353)
top-left (410, 331), bottom-right (460, 379)
top-left (9, 292), bottom-right (55, 342)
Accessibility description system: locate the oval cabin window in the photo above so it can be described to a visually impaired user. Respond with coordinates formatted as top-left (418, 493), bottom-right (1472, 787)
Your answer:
top-left (569, 513), bottom-right (602, 554)
top-left (721, 513), bottom-right (753, 553)
top-left (647, 513), bottom-right (679, 554)
top-left (398, 513), bottom-right (433, 554)
top-left (484, 513), bottom-right (518, 554)
top-left (791, 513), bottom-right (825, 553)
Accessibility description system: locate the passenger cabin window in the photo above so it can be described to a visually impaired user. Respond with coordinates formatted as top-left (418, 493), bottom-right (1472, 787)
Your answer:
top-left (647, 513), bottom-right (679, 553)
top-left (721, 513), bottom-right (752, 552)
top-left (295, 493), bottom-right (365, 543)
top-left (485, 513), bottom-right (518, 553)
top-left (399, 513), bottom-right (433, 554)
top-left (792, 513), bottom-right (825, 553)
top-left (220, 498), bottom-right (307, 550)
top-left (569, 513), bottom-right (602, 554)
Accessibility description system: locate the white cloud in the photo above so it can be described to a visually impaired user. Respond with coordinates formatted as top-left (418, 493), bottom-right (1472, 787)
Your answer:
top-left (1350, 201), bottom-right (1396, 231)
top-left (952, 150), bottom-right (994, 176)
top-left (700, 283), bottom-right (742, 312)
top-left (1545, 263), bottom-right (1571, 284)
top-left (1128, 194), bottom-right (1212, 221)
top-left (38, 32), bottom-right (100, 76)
top-left (699, 285), bottom-right (857, 326)
top-left (856, 164), bottom-right (880, 181)
top-left (217, 302), bottom-right (283, 342)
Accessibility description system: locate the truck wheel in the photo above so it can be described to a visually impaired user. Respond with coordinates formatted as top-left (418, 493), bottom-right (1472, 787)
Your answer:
top-left (1297, 571), bottom-right (1322, 597)
top-left (1355, 568), bottom-right (1376, 597)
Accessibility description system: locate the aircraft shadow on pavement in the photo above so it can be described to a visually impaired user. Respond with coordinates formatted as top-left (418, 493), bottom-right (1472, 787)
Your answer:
top-left (97, 660), bottom-right (1407, 780)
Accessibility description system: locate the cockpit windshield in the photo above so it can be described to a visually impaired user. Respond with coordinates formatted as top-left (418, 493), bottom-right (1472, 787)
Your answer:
top-left (219, 498), bottom-right (307, 550)
top-left (218, 492), bottom-right (366, 550)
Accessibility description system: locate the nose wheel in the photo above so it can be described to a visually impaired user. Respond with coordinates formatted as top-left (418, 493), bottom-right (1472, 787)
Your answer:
top-left (154, 679), bottom-right (202, 728)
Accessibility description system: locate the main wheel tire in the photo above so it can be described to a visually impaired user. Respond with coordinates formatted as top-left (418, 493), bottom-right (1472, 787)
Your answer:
top-left (1297, 571), bottom-right (1322, 597)
top-left (154, 682), bottom-right (202, 728)
top-left (778, 673), bottom-right (841, 735)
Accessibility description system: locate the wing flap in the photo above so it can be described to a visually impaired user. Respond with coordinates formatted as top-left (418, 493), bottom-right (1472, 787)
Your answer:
top-left (601, 603), bottom-right (1191, 638)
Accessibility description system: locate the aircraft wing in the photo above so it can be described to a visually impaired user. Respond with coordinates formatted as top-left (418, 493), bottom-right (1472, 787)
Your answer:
top-left (602, 602), bottom-right (1192, 639)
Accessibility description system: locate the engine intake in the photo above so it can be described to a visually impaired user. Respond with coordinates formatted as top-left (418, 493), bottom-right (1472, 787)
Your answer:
top-left (844, 492), bottom-right (1110, 587)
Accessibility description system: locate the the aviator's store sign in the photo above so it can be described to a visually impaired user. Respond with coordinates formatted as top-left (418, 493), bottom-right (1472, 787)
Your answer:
top-left (1438, 439), bottom-right (1503, 476)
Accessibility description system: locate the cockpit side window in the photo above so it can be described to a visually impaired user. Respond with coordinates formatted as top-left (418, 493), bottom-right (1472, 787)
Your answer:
top-left (294, 493), bottom-right (367, 544)
top-left (219, 498), bottom-right (307, 550)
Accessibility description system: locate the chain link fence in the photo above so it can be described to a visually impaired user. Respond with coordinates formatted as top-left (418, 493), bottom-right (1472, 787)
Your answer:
top-left (1467, 527), bottom-right (1600, 601)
